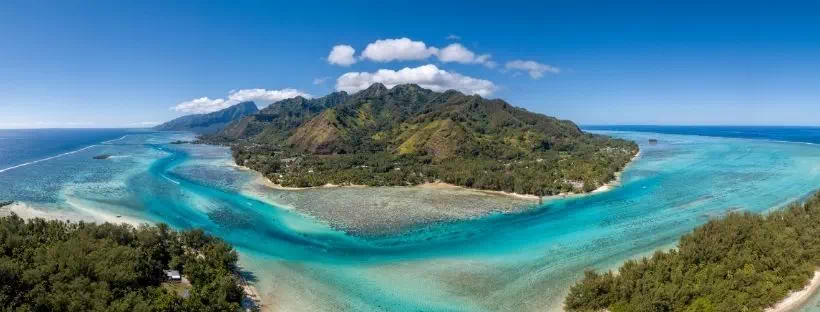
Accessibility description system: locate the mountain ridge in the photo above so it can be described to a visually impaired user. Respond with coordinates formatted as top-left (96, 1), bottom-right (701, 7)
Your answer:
top-left (204, 83), bottom-right (638, 196)
top-left (154, 101), bottom-right (259, 134)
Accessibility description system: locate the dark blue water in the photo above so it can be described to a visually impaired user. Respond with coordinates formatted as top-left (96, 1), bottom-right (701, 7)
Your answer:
top-left (0, 129), bottom-right (134, 170)
top-left (583, 125), bottom-right (820, 144)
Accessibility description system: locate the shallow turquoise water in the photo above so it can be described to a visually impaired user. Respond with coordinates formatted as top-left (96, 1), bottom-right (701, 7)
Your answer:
top-left (1, 130), bottom-right (819, 311)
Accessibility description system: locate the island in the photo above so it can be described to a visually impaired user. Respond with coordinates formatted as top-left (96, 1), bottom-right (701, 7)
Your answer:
top-left (202, 83), bottom-right (639, 196)
top-left (565, 191), bottom-right (820, 312)
top-left (0, 214), bottom-right (249, 311)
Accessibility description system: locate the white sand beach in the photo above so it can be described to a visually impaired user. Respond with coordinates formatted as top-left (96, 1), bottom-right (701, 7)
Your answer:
top-left (766, 271), bottom-right (820, 312)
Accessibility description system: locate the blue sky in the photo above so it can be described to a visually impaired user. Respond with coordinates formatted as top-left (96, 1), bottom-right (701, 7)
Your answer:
top-left (1, 0), bottom-right (818, 128)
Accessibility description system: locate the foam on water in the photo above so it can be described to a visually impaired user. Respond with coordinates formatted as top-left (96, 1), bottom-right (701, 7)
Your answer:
top-left (1, 129), bottom-right (819, 311)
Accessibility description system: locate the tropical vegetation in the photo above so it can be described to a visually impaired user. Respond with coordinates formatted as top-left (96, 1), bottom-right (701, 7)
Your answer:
top-left (565, 191), bottom-right (820, 312)
top-left (0, 215), bottom-right (245, 311)
top-left (204, 83), bottom-right (638, 196)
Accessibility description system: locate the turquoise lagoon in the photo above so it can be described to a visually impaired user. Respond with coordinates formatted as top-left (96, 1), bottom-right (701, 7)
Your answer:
top-left (1, 129), bottom-right (819, 311)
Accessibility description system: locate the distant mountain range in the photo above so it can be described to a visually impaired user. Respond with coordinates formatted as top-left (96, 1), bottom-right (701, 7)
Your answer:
top-left (154, 101), bottom-right (259, 133)
top-left (199, 83), bottom-right (638, 196)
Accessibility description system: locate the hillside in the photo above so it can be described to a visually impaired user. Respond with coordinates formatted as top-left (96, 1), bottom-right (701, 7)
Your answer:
top-left (155, 101), bottom-right (259, 134)
top-left (205, 83), bottom-right (638, 196)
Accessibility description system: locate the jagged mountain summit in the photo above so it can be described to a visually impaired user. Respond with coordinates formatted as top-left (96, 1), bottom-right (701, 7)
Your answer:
top-left (154, 101), bottom-right (259, 134)
top-left (205, 83), bottom-right (638, 196)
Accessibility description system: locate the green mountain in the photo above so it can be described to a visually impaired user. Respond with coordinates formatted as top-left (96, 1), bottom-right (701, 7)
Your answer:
top-left (206, 84), bottom-right (638, 196)
top-left (154, 101), bottom-right (259, 134)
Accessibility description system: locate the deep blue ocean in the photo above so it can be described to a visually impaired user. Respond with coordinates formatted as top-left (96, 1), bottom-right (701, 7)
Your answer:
top-left (0, 128), bottom-right (132, 171)
top-left (583, 125), bottom-right (820, 144)
top-left (1, 126), bottom-right (819, 311)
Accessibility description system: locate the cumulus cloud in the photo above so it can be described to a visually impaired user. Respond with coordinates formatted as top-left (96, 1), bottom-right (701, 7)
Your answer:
top-left (360, 38), bottom-right (439, 62)
top-left (335, 64), bottom-right (497, 97)
top-left (446, 34), bottom-right (461, 40)
top-left (504, 60), bottom-right (560, 79)
top-left (173, 97), bottom-right (227, 114)
top-left (173, 88), bottom-right (312, 114)
top-left (329, 38), bottom-right (498, 69)
top-left (327, 45), bottom-right (357, 66)
top-left (437, 43), bottom-right (495, 68)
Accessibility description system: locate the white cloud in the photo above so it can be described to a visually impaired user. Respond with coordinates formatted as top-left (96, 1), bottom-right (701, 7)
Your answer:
top-left (173, 97), bottom-right (227, 114)
top-left (446, 34), bottom-right (461, 40)
top-left (360, 38), bottom-right (439, 62)
top-left (437, 43), bottom-right (494, 68)
top-left (228, 88), bottom-right (310, 104)
top-left (313, 77), bottom-right (330, 85)
top-left (504, 60), bottom-right (560, 79)
top-left (327, 45), bottom-right (357, 66)
top-left (335, 64), bottom-right (497, 97)
top-left (173, 88), bottom-right (312, 114)
top-left (356, 39), bottom-right (495, 68)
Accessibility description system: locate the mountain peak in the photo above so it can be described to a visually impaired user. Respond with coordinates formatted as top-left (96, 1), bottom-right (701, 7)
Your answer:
top-left (214, 83), bottom-right (638, 196)
top-left (236, 101), bottom-right (259, 111)
top-left (391, 83), bottom-right (423, 92)
top-left (154, 101), bottom-right (259, 134)
top-left (355, 83), bottom-right (388, 97)
top-left (367, 83), bottom-right (388, 91)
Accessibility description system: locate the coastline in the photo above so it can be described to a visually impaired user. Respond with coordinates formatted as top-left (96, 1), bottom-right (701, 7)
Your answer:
top-left (233, 149), bottom-right (640, 203)
top-left (231, 149), bottom-right (640, 236)
top-left (0, 201), bottom-right (267, 312)
top-left (766, 271), bottom-right (820, 312)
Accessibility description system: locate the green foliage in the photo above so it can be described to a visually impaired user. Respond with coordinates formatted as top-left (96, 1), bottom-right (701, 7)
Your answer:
top-left (565, 192), bottom-right (820, 312)
top-left (212, 83), bottom-right (638, 195)
top-left (0, 216), bottom-right (244, 311)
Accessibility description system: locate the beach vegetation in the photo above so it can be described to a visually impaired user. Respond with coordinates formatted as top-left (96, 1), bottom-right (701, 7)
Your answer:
top-left (565, 191), bottom-right (820, 312)
top-left (0, 215), bottom-right (244, 311)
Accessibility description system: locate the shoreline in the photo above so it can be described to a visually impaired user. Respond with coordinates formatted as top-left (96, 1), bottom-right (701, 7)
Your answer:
top-left (1, 201), bottom-right (267, 312)
top-left (231, 149), bottom-right (640, 236)
top-left (238, 271), bottom-right (266, 312)
top-left (766, 270), bottom-right (820, 312)
top-left (233, 149), bottom-right (640, 203)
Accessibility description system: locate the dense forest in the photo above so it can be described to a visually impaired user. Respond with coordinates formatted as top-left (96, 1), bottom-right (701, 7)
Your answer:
top-left (205, 83), bottom-right (638, 196)
top-left (565, 191), bottom-right (820, 312)
top-left (0, 215), bottom-right (245, 311)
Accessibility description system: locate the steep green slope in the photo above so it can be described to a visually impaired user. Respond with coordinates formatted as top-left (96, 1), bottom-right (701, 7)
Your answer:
top-left (154, 101), bottom-right (259, 134)
top-left (211, 92), bottom-right (348, 143)
top-left (211, 83), bottom-right (638, 196)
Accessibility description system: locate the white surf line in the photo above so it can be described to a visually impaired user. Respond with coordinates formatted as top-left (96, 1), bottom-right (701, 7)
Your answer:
top-left (0, 145), bottom-right (98, 174)
top-left (100, 135), bottom-right (130, 144)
